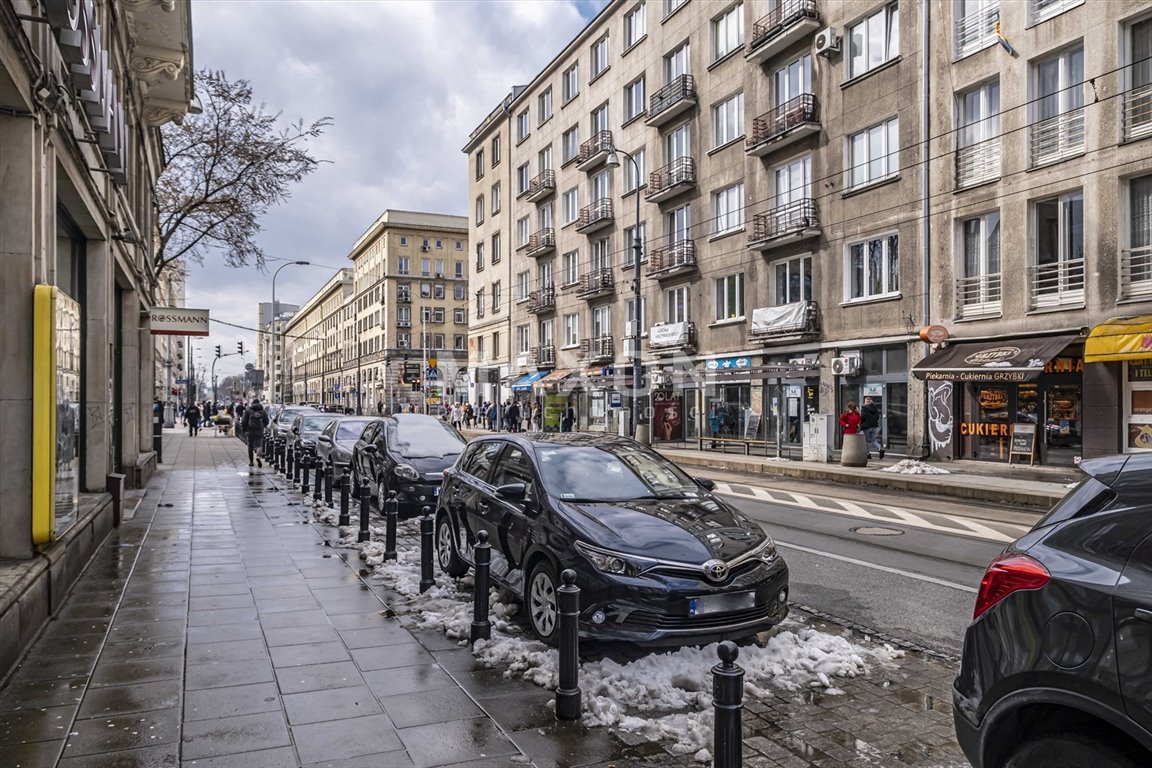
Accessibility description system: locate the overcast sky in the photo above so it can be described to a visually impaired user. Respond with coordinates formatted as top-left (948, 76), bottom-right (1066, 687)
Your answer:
top-left (184, 0), bottom-right (606, 383)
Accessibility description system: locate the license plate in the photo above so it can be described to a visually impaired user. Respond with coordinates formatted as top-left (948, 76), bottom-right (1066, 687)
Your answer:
top-left (688, 591), bottom-right (755, 617)
top-left (433, 486), bottom-right (440, 496)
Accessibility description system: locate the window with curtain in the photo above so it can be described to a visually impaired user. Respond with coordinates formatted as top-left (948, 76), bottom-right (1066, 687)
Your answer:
top-left (774, 256), bottom-right (812, 305)
top-left (847, 233), bottom-right (900, 300)
top-left (714, 273), bottom-right (744, 320)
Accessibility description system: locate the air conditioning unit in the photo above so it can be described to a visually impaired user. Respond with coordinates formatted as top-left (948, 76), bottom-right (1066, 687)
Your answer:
top-left (814, 27), bottom-right (841, 57)
top-left (515, 354), bottom-right (530, 368)
top-left (420, 245), bottom-right (430, 252)
top-left (434, 272), bottom-right (444, 278)
top-left (830, 356), bottom-right (860, 376)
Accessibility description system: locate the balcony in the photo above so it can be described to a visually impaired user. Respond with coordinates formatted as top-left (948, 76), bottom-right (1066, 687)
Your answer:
top-left (1121, 245), bottom-right (1152, 301)
top-left (644, 157), bottom-right (697, 203)
top-left (526, 169), bottom-right (556, 202)
top-left (746, 0), bottom-right (820, 65)
top-left (647, 240), bottom-right (697, 280)
top-left (955, 137), bottom-right (1000, 190)
top-left (579, 335), bottom-right (615, 363)
top-left (525, 228), bottom-right (556, 258)
top-left (648, 321), bottom-right (696, 356)
top-left (646, 75), bottom-right (697, 128)
top-left (748, 199), bottom-right (820, 252)
top-left (954, 3), bottom-right (998, 59)
top-left (1029, 258), bottom-right (1085, 309)
top-left (527, 287), bottom-right (556, 314)
top-left (746, 94), bottom-right (820, 157)
top-left (955, 274), bottom-right (1003, 319)
top-left (536, 344), bottom-right (557, 368)
top-left (749, 301), bottom-right (821, 342)
top-left (576, 198), bottom-right (614, 234)
top-left (1122, 83), bottom-right (1152, 142)
top-left (1029, 108), bottom-right (1085, 168)
top-left (577, 131), bottom-right (614, 172)
top-left (576, 268), bottom-right (615, 300)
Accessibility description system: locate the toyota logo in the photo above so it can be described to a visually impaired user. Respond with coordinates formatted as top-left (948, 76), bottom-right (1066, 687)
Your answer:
top-left (703, 559), bottom-right (728, 582)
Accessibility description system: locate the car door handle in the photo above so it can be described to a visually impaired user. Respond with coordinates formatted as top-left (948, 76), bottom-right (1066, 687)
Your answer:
top-left (1136, 608), bottom-right (1152, 624)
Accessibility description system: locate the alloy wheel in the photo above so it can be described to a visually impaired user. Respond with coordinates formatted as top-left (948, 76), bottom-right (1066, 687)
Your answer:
top-left (529, 570), bottom-right (558, 638)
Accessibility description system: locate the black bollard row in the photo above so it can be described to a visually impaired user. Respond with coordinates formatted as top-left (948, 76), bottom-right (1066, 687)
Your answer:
top-left (338, 469), bottom-right (351, 527)
top-left (323, 460), bottom-right (334, 507)
top-left (313, 458), bottom-right (323, 503)
top-left (470, 530), bottom-right (492, 643)
top-left (419, 506), bottom-right (434, 593)
top-left (555, 568), bottom-right (581, 720)
top-left (712, 641), bottom-right (745, 768)
top-left (357, 478), bottom-right (371, 543)
top-left (292, 447), bottom-right (302, 486)
top-left (275, 439), bottom-right (284, 474)
top-left (383, 490), bottom-right (398, 561)
top-left (302, 454), bottom-right (312, 495)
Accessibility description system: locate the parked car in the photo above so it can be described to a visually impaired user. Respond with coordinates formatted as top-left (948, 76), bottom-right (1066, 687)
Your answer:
top-left (290, 412), bottom-right (338, 458)
top-left (268, 405), bottom-right (320, 443)
top-left (352, 414), bottom-right (466, 517)
top-left (434, 433), bottom-right (789, 646)
top-left (953, 452), bottom-right (1152, 768)
top-left (317, 416), bottom-right (381, 474)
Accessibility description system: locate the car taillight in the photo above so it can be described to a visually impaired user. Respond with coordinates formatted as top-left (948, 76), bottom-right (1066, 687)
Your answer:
top-left (973, 553), bottom-right (1051, 620)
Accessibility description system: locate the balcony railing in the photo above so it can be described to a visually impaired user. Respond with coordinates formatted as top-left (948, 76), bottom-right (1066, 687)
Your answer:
top-left (747, 0), bottom-right (820, 64)
top-left (526, 228), bottom-right (556, 257)
top-left (579, 335), bottom-right (615, 362)
top-left (647, 74), bottom-right (697, 127)
top-left (576, 198), bottom-right (614, 233)
top-left (1030, 108), bottom-right (1085, 168)
top-left (527, 286), bottom-right (556, 314)
top-left (526, 169), bottom-right (556, 202)
top-left (577, 130), bottom-right (614, 171)
top-left (1121, 245), bottom-right (1152, 301)
top-left (644, 157), bottom-right (697, 202)
top-left (749, 301), bottom-right (821, 340)
top-left (1123, 83), bottom-right (1152, 142)
top-left (576, 267), bottom-right (615, 299)
top-left (955, 137), bottom-right (1001, 189)
top-left (749, 199), bottom-right (820, 250)
top-left (647, 240), bottom-right (697, 279)
top-left (536, 345), bottom-right (557, 368)
top-left (954, 3), bottom-right (998, 59)
top-left (955, 274), bottom-right (1003, 319)
top-left (1029, 258), bottom-right (1085, 308)
top-left (746, 94), bottom-right (819, 156)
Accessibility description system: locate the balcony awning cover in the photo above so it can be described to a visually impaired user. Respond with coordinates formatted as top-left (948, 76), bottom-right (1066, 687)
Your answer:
top-left (511, 371), bottom-right (548, 391)
top-left (912, 335), bottom-right (1079, 382)
top-left (751, 302), bottom-right (808, 334)
top-left (1085, 316), bottom-right (1152, 363)
top-left (535, 368), bottom-right (577, 389)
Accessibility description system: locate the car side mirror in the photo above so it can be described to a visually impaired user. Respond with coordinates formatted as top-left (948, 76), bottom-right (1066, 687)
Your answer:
top-left (495, 483), bottom-right (527, 501)
top-left (696, 477), bottom-right (716, 491)
top-left (362, 444), bottom-right (378, 455)
top-left (318, 436), bottom-right (332, 444)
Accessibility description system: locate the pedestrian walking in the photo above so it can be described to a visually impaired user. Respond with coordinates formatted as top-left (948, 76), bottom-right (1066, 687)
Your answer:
top-left (860, 396), bottom-right (883, 459)
top-left (839, 401), bottom-right (862, 436)
top-left (531, 401), bottom-right (542, 431)
top-left (506, 400), bottom-right (521, 433)
top-left (241, 399), bottom-right (269, 468)
top-left (708, 403), bottom-right (722, 448)
top-left (185, 402), bottom-right (202, 437)
top-left (487, 402), bottom-right (498, 431)
top-left (561, 403), bottom-right (576, 433)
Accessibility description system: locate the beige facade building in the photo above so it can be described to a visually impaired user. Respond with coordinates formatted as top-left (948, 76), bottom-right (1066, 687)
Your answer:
top-left (285, 270), bottom-right (352, 404)
top-left (464, 0), bottom-right (1152, 463)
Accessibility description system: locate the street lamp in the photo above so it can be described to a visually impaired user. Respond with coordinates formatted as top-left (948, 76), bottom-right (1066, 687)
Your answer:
top-left (604, 147), bottom-right (645, 442)
top-left (271, 260), bottom-right (310, 404)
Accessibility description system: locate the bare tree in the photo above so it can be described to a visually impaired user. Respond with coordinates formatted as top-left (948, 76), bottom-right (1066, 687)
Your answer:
top-left (155, 69), bottom-right (331, 275)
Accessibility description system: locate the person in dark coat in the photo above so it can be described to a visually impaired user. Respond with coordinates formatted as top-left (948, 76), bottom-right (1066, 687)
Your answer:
top-left (185, 402), bottom-right (202, 436)
top-left (241, 399), bottom-right (269, 468)
top-left (860, 396), bottom-right (883, 459)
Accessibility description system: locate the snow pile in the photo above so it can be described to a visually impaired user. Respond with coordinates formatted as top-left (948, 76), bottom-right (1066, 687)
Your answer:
top-left (880, 459), bottom-right (950, 475)
top-left (312, 507), bottom-right (340, 526)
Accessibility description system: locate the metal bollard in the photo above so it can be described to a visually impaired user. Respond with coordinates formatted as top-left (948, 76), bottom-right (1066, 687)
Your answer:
top-left (383, 490), bottom-right (398, 561)
top-left (277, 440), bottom-right (285, 474)
top-left (302, 454), bottom-right (312, 495)
top-left (419, 506), bottom-right (434, 593)
top-left (274, 439), bottom-right (283, 473)
top-left (338, 468), bottom-right (350, 527)
top-left (324, 460), bottom-right (334, 507)
top-left (293, 447), bottom-right (303, 486)
top-left (287, 444), bottom-right (296, 481)
top-left (357, 478), bottom-right (371, 543)
top-left (555, 568), bottom-right (581, 720)
top-left (313, 459), bottom-right (323, 503)
top-left (712, 641), bottom-right (745, 768)
top-left (470, 530), bottom-right (492, 643)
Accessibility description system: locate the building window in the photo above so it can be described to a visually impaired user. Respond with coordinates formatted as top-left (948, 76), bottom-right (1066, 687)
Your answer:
top-left (538, 145), bottom-right (553, 172)
top-left (1028, 0), bottom-right (1083, 26)
top-left (539, 260), bottom-right (554, 289)
top-left (666, 285), bottom-right (690, 323)
top-left (539, 87), bottom-right (553, 124)
top-left (1125, 174), bottom-right (1152, 301)
top-left (1123, 18), bottom-right (1152, 142)
top-left (1030, 46), bottom-right (1085, 168)
top-left (563, 63), bottom-right (580, 102)
top-left (492, 281), bottom-right (502, 312)
top-left (455, 260), bottom-right (464, 278)
top-left (517, 324), bottom-right (531, 354)
top-left (592, 305), bottom-right (612, 338)
top-left (435, 258), bottom-right (445, 275)
top-left (667, 203), bottom-right (691, 244)
top-left (590, 102), bottom-right (610, 133)
top-left (518, 216), bottom-right (530, 247)
top-left (622, 222), bottom-right (647, 262)
top-left (626, 297), bottom-right (647, 334)
top-left (624, 76), bottom-right (646, 121)
top-left (715, 272), bottom-right (744, 321)
top-left (491, 232), bottom-right (501, 264)
top-left (475, 195), bottom-right (485, 224)
top-left (956, 79), bottom-right (1001, 188)
top-left (491, 183), bottom-right (501, 214)
top-left (397, 306), bottom-right (411, 326)
top-left (562, 125), bottom-right (580, 164)
top-left (454, 283), bottom-right (465, 300)
top-left (475, 148), bottom-right (484, 180)
top-left (454, 334), bottom-right (466, 351)
top-left (956, 212), bottom-right (1001, 316)
top-left (477, 335), bottom-right (485, 359)
top-left (539, 202), bottom-right (554, 230)
top-left (475, 243), bottom-right (485, 271)
top-left (562, 188), bottom-right (580, 224)
top-left (563, 313), bottom-right (580, 347)
top-left (848, 2), bottom-right (900, 80)
top-left (712, 92), bottom-right (744, 148)
top-left (455, 240), bottom-right (463, 250)
top-left (434, 284), bottom-right (445, 299)
top-left (591, 237), bottom-right (611, 271)
top-left (420, 281), bottom-right (432, 299)
top-left (713, 183), bottom-right (745, 234)
top-left (773, 54), bottom-right (812, 108)
top-left (665, 121), bottom-right (690, 161)
top-left (517, 270), bottom-right (531, 301)
top-left (846, 233), bottom-right (900, 300)
top-left (665, 0), bottom-right (687, 16)
top-left (454, 307), bottom-right (466, 324)
top-left (516, 108), bottom-right (531, 143)
top-left (397, 256), bottom-right (410, 276)
top-left (847, 116), bottom-right (899, 189)
top-left (591, 34), bottom-right (611, 78)
top-left (540, 319), bottom-right (554, 346)
top-left (623, 148), bottom-right (647, 192)
top-left (774, 256), bottom-right (812, 305)
top-left (421, 257), bottom-right (431, 276)
top-left (712, 3), bottom-right (744, 62)
top-left (1031, 191), bottom-right (1084, 307)
top-left (664, 41), bottom-right (690, 82)
top-left (591, 169), bottom-right (612, 200)
top-left (562, 250), bottom-right (581, 285)
top-left (398, 332), bottom-right (411, 348)
top-left (954, 0), bottom-right (999, 59)
top-left (517, 163), bottom-right (531, 195)
top-left (624, 3), bottom-right (646, 48)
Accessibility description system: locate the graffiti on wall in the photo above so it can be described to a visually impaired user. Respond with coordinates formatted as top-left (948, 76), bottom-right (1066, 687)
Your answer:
top-left (928, 381), bottom-right (954, 456)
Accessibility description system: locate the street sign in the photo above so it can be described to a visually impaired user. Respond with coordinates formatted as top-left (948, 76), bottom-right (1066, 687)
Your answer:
top-left (426, 367), bottom-right (439, 380)
top-left (176, 378), bottom-right (188, 384)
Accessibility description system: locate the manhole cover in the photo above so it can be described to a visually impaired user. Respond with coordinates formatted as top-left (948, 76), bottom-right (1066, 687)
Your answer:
top-left (851, 525), bottom-right (904, 536)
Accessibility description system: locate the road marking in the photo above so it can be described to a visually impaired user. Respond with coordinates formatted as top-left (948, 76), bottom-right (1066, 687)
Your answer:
top-left (775, 540), bottom-right (980, 593)
top-left (713, 481), bottom-right (1027, 544)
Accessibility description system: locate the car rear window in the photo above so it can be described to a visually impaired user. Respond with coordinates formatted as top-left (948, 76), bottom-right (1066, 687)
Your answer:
top-left (1035, 476), bottom-right (1117, 528)
top-left (336, 423), bottom-right (367, 440)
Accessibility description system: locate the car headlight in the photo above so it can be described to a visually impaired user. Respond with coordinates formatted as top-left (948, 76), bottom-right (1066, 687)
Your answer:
top-left (574, 541), bottom-right (655, 577)
top-left (394, 464), bottom-right (420, 481)
top-left (752, 537), bottom-right (779, 564)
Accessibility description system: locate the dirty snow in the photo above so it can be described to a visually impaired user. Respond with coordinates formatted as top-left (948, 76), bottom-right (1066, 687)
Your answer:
top-left (879, 459), bottom-right (951, 475)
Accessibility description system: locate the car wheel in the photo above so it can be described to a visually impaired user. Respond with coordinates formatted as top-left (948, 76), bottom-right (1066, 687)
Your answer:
top-left (1004, 734), bottom-right (1141, 768)
top-left (435, 513), bottom-right (469, 578)
top-left (527, 560), bottom-right (560, 646)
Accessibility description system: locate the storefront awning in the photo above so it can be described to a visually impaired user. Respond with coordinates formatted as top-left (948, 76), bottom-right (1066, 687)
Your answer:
top-left (912, 335), bottom-right (1079, 382)
top-left (535, 368), bottom-right (577, 388)
top-left (511, 371), bottom-right (548, 391)
top-left (1085, 316), bottom-right (1152, 363)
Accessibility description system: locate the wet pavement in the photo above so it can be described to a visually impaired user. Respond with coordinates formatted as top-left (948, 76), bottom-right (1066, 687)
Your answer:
top-left (0, 430), bottom-right (970, 768)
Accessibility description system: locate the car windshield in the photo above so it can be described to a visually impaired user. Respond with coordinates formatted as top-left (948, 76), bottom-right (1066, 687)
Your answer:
top-left (336, 422), bottom-right (369, 441)
top-left (534, 444), bottom-right (703, 502)
top-left (388, 418), bottom-right (464, 459)
top-left (300, 415), bottom-right (332, 432)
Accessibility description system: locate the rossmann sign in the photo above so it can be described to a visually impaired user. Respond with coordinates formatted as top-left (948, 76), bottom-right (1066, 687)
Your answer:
top-left (149, 308), bottom-right (210, 336)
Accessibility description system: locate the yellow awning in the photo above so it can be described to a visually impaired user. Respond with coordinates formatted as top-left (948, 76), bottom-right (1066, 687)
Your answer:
top-left (1085, 316), bottom-right (1152, 362)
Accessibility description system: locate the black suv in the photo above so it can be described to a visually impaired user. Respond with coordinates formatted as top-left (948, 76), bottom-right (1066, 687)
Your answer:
top-left (953, 453), bottom-right (1152, 768)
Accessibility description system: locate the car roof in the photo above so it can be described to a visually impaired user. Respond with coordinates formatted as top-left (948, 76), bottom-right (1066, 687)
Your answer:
top-left (472, 432), bottom-right (642, 451)
top-left (1079, 453), bottom-right (1152, 488)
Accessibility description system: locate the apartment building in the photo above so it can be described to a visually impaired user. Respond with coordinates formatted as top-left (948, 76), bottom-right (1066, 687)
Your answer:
top-left (464, 0), bottom-right (1152, 464)
top-left (256, 301), bottom-right (299, 402)
top-left (284, 270), bottom-right (352, 404)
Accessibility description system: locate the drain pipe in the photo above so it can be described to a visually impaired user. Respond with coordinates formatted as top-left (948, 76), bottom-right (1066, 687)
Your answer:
top-left (919, 1), bottom-right (932, 458)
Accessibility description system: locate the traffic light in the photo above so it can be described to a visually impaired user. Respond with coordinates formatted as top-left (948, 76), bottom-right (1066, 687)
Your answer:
top-left (237, 341), bottom-right (245, 355)
top-left (214, 345), bottom-right (221, 358)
